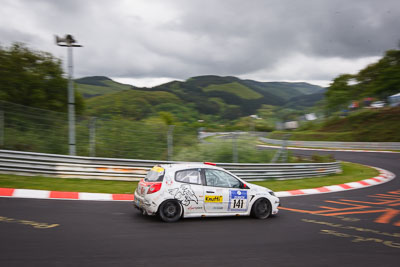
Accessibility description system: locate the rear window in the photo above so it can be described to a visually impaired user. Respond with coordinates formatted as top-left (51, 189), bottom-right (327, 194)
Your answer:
top-left (145, 166), bottom-right (165, 182)
top-left (175, 169), bottom-right (202, 185)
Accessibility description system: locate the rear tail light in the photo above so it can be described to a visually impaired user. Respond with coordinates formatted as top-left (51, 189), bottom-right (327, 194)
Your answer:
top-left (147, 182), bottom-right (162, 194)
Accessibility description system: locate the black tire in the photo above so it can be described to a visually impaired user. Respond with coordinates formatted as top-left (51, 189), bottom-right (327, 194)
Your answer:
top-left (251, 198), bottom-right (271, 219)
top-left (158, 200), bottom-right (182, 222)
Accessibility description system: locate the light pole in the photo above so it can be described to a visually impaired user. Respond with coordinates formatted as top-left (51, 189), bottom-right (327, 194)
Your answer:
top-left (55, 34), bottom-right (82, 155)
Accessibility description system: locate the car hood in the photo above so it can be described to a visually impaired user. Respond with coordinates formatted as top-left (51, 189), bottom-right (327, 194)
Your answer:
top-left (247, 183), bottom-right (272, 193)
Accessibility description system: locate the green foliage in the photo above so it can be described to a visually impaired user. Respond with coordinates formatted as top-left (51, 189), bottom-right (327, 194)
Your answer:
top-left (203, 82), bottom-right (263, 100)
top-left (75, 74), bottom-right (325, 126)
top-left (310, 153), bottom-right (335, 163)
top-left (357, 50), bottom-right (400, 99)
top-left (155, 103), bottom-right (199, 122)
top-left (85, 90), bottom-right (181, 120)
top-left (0, 100), bottom-right (201, 159)
top-left (269, 107), bottom-right (400, 142)
top-left (325, 49), bottom-right (400, 113)
top-left (283, 90), bottom-right (325, 110)
top-left (289, 153), bottom-right (334, 163)
top-left (75, 76), bottom-right (132, 98)
top-left (158, 111), bottom-right (175, 125)
top-left (0, 43), bottom-right (84, 114)
top-left (324, 74), bottom-right (354, 113)
top-left (175, 136), bottom-right (274, 163)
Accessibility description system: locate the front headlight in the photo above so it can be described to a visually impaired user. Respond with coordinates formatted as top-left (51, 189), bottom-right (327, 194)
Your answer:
top-left (269, 191), bottom-right (276, 197)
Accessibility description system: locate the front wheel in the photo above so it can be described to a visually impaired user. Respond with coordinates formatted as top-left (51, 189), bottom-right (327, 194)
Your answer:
top-left (251, 198), bottom-right (271, 219)
top-left (159, 200), bottom-right (182, 222)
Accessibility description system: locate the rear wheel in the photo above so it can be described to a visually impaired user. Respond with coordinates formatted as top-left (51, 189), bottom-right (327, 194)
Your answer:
top-left (159, 200), bottom-right (182, 222)
top-left (251, 198), bottom-right (271, 219)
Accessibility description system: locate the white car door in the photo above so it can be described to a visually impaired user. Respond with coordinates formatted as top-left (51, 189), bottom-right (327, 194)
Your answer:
top-left (203, 169), bottom-right (246, 213)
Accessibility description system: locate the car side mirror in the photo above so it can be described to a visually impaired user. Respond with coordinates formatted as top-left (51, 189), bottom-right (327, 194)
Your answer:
top-left (241, 183), bottom-right (248, 189)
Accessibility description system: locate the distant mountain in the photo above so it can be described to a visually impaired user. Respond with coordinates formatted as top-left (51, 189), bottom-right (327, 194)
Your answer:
top-left (75, 76), bottom-right (134, 98)
top-left (283, 89), bottom-right (326, 109)
top-left (148, 75), bottom-right (324, 115)
top-left (81, 75), bottom-right (324, 120)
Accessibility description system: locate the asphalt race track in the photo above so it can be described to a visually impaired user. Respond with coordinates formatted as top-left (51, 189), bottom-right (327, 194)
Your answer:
top-left (1, 150), bottom-right (399, 266)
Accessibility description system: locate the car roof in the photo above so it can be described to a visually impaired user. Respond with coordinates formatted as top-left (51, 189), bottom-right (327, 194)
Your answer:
top-left (159, 163), bottom-right (222, 172)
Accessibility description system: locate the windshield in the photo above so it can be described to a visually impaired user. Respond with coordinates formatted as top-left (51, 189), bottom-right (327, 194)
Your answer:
top-left (145, 166), bottom-right (165, 182)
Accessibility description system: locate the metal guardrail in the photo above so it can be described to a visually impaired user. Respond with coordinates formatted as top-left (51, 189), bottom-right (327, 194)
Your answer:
top-left (260, 137), bottom-right (400, 151)
top-left (0, 149), bottom-right (341, 181)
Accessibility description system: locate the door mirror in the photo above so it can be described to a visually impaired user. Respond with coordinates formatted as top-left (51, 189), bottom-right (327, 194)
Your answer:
top-left (241, 183), bottom-right (248, 189)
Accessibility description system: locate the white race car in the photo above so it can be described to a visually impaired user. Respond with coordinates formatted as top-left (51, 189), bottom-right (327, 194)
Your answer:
top-left (134, 162), bottom-right (280, 222)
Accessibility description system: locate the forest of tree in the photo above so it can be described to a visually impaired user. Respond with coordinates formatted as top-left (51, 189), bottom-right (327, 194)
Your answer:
top-left (325, 49), bottom-right (400, 113)
top-left (0, 43), bottom-right (84, 114)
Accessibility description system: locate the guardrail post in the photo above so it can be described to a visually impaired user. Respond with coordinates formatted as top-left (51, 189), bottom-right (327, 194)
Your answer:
top-left (167, 125), bottom-right (175, 161)
top-left (233, 131), bottom-right (238, 163)
top-left (89, 117), bottom-right (96, 157)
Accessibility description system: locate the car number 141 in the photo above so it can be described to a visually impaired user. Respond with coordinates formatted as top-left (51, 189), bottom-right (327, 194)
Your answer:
top-left (232, 199), bottom-right (245, 209)
top-left (229, 190), bottom-right (248, 211)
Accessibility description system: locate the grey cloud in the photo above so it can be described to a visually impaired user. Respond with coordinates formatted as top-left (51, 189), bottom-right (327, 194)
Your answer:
top-left (1, 0), bottom-right (399, 82)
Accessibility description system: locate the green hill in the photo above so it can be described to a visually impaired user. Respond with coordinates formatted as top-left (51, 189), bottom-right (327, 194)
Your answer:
top-left (75, 76), bottom-right (133, 98)
top-left (86, 90), bottom-right (181, 120)
top-left (82, 75), bottom-right (324, 121)
top-left (270, 107), bottom-right (400, 142)
top-left (203, 82), bottom-right (263, 100)
top-left (283, 90), bottom-right (325, 109)
top-left (149, 75), bottom-right (324, 116)
top-left (240, 80), bottom-right (323, 101)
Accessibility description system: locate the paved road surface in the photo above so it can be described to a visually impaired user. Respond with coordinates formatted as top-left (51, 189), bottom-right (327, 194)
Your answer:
top-left (0, 150), bottom-right (399, 266)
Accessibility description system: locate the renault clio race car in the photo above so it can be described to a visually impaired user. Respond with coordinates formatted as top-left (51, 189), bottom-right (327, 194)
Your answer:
top-left (134, 163), bottom-right (280, 222)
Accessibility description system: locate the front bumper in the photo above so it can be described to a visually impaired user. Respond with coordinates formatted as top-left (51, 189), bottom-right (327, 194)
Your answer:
top-left (271, 196), bottom-right (280, 215)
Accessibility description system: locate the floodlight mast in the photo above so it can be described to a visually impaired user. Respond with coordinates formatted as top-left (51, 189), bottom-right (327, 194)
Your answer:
top-left (55, 34), bottom-right (82, 156)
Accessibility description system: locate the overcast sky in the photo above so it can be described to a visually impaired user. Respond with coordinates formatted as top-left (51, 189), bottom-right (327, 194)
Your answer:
top-left (1, 0), bottom-right (399, 87)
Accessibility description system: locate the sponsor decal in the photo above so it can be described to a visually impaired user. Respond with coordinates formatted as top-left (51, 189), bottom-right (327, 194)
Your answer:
top-left (187, 206), bottom-right (203, 210)
top-left (229, 190), bottom-right (248, 211)
top-left (165, 176), bottom-right (173, 186)
top-left (205, 195), bottom-right (223, 203)
top-left (169, 184), bottom-right (198, 206)
top-left (212, 206), bottom-right (224, 210)
top-left (151, 166), bottom-right (164, 173)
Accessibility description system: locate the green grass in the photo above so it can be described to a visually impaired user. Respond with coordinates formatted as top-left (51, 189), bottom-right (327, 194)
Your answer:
top-left (0, 162), bottom-right (378, 194)
top-left (252, 162), bottom-right (379, 191)
top-left (203, 82), bottom-right (263, 100)
top-left (0, 175), bottom-right (137, 194)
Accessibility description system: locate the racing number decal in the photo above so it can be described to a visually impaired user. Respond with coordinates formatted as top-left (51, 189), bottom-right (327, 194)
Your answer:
top-left (229, 190), bottom-right (248, 211)
top-left (232, 198), bottom-right (245, 209)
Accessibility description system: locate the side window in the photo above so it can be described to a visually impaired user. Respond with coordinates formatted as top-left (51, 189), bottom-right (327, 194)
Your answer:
top-left (175, 169), bottom-right (202, 185)
top-left (205, 169), bottom-right (241, 188)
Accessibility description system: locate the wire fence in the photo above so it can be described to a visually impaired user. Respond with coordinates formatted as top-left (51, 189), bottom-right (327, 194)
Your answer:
top-left (0, 100), bottom-right (272, 162)
top-left (0, 100), bottom-right (202, 160)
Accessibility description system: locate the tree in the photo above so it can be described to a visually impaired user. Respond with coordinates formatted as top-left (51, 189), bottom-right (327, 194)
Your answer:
top-left (324, 48), bottom-right (400, 113)
top-left (0, 43), bottom-right (84, 113)
top-left (356, 49), bottom-right (400, 99)
top-left (324, 74), bottom-right (354, 113)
